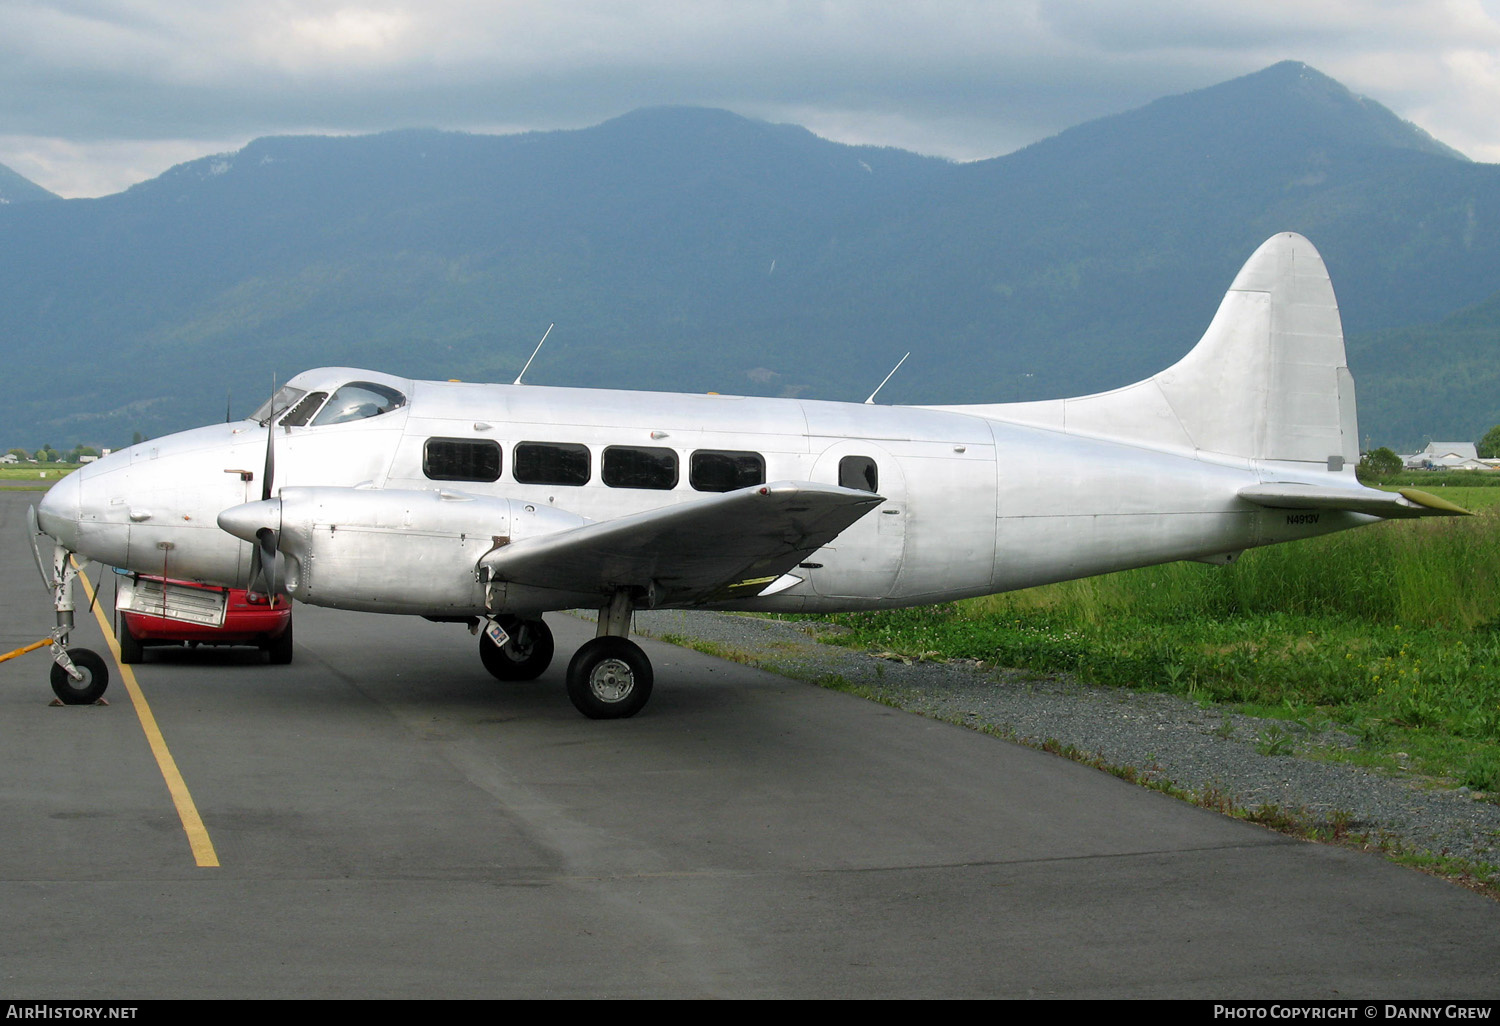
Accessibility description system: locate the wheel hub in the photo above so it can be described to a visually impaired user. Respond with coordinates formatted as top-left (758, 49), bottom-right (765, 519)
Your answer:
top-left (588, 658), bottom-right (635, 702)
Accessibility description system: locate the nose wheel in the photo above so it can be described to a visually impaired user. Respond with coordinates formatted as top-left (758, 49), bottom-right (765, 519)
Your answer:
top-left (50, 648), bottom-right (110, 705)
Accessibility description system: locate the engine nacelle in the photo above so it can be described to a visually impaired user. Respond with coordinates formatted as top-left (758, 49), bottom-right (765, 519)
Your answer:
top-left (268, 486), bottom-right (587, 615)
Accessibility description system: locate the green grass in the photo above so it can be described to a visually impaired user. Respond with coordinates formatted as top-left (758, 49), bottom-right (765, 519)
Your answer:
top-left (817, 507), bottom-right (1500, 790)
top-left (0, 464), bottom-right (80, 483)
top-left (0, 464), bottom-right (79, 490)
top-left (1386, 471), bottom-right (1500, 489)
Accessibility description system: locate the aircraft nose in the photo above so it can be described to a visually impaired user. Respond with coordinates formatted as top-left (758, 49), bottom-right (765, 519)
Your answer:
top-left (35, 472), bottom-right (82, 549)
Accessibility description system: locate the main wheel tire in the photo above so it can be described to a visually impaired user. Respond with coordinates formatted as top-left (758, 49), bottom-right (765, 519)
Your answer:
top-left (116, 613), bottom-right (143, 664)
top-left (265, 619), bottom-right (294, 665)
top-left (479, 618), bottom-right (554, 681)
top-left (565, 636), bottom-right (653, 719)
top-left (50, 648), bottom-right (110, 705)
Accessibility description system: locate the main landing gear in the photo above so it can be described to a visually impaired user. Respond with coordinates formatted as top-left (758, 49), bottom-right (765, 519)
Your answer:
top-left (479, 615), bottom-right (555, 681)
top-left (567, 591), bottom-right (652, 719)
top-left (566, 635), bottom-right (652, 720)
top-left (478, 590), bottom-right (653, 720)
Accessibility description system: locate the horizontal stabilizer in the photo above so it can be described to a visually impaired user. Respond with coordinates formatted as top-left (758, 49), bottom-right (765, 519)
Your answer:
top-left (482, 481), bottom-right (883, 605)
top-left (1238, 483), bottom-right (1471, 519)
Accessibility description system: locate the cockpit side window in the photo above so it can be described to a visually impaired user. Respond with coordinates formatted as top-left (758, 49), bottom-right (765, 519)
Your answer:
top-left (279, 391), bottom-right (328, 427)
top-left (309, 382), bottom-right (407, 427)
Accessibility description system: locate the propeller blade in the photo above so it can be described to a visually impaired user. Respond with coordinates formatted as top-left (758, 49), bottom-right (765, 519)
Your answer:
top-left (262, 427), bottom-right (275, 501)
top-left (219, 498), bottom-right (284, 603)
top-left (261, 377), bottom-right (277, 502)
top-left (256, 527), bottom-right (282, 604)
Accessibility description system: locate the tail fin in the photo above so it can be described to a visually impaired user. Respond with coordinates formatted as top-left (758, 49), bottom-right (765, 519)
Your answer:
top-left (947, 233), bottom-right (1358, 468)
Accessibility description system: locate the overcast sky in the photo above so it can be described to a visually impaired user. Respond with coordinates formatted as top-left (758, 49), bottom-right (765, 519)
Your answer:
top-left (4, 0), bottom-right (1499, 198)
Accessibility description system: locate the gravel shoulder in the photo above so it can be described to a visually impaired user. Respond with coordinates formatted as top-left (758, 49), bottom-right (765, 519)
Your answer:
top-left (633, 609), bottom-right (1500, 873)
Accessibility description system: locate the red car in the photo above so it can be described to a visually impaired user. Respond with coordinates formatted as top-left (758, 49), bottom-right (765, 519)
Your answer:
top-left (115, 574), bottom-right (293, 665)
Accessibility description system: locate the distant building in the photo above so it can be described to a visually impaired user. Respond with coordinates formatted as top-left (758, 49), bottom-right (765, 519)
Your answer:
top-left (1401, 441), bottom-right (1494, 471)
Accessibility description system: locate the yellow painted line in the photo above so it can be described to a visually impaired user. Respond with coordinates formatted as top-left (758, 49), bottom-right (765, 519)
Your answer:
top-left (75, 567), bottom-right (221, 868)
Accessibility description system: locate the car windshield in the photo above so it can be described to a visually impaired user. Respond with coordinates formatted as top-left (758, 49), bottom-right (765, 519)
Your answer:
top-left (309, 382), bottom-right (407, 426)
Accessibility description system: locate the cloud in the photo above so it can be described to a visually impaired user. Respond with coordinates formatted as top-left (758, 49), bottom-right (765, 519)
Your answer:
top-left (4, 0), bottom-right (1499, 197)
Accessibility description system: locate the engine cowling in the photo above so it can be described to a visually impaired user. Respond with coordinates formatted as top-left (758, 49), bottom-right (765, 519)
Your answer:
top-left (219, 486), bottom-right (588, 614)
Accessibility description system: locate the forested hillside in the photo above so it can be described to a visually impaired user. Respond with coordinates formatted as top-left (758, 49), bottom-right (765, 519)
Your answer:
top-left (2, 61), bottom-right (1495, 450)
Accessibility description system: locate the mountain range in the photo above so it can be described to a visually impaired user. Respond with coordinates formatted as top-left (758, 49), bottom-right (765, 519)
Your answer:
top-left (0, 163), bottom-right (57, 205)
top-left (1, 60), bottom-right (1496, 451)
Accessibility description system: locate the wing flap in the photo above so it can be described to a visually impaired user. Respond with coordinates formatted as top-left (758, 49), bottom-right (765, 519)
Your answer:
top-left (1238, 483), bottom-right (1471, 518)
top-left (481, 481), bottom-right (883, 605)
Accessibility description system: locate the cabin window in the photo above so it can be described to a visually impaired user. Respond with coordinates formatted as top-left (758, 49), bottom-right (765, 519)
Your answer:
top-left (279, 391), bottom-right (328, 427)
top-left (690, 449), bottom-right (765, 492)
top-left (424, 438), bottom-right (502, 482)
top-left (839, 455), bottom-right (878, 492)
top-left (603, 446), bottom-right (678, 490)
top-left (310, 382), bottom-right (408, 426)
top-left (514, 442), bottom-right (591, 486)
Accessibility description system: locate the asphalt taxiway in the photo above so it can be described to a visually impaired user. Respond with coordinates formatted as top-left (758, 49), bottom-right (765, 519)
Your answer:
top-left (2, 490), bottom-right (1497, 998)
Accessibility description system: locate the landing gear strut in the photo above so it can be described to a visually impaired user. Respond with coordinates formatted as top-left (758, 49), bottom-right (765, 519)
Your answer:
top-left (29, 530), bottom-right (110, 705)
top-left (565, 590), bottom-right (653, 719)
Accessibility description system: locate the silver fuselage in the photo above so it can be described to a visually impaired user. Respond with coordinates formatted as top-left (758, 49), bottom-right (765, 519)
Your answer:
top-left (38, 365), bottom-right (1367, 617)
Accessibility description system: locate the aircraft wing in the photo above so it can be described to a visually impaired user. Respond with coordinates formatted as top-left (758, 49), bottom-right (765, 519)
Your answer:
top-left (480, 481), bottom-right (884, 605)
top-left (1238, 484), bottom-right (1470, 519)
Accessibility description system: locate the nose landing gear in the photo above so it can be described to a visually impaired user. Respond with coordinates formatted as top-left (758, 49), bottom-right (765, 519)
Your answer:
top-left (45, 542), bottom-right (111, 704)
top-left (9, 513), bottom-right (112, 705)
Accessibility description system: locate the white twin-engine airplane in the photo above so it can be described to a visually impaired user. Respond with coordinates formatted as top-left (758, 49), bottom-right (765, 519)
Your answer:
top-left (32, 233), bottom-right (1466, 717)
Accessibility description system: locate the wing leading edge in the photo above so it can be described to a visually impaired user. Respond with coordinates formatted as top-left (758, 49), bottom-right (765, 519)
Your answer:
top-left (480, 481), bottom-right (884, 606)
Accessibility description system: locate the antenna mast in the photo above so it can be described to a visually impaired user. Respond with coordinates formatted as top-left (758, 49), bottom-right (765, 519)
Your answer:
top-left (864, 352), bottom-right (910, 405)
top-left (513, 323), bottom-right (554, 385)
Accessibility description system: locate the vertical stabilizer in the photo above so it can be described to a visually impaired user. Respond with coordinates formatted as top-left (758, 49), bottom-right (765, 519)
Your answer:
top-left (1153, 232), bottom-right (1355, 464)
top-left (940, 233), bottom-right (1358, 467)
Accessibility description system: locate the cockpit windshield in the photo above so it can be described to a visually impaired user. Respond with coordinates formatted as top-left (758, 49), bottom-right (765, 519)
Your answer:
top-left (309, 382), bottom-right (407, 426)
top-left (252, 385), bottom-right (306, 426)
